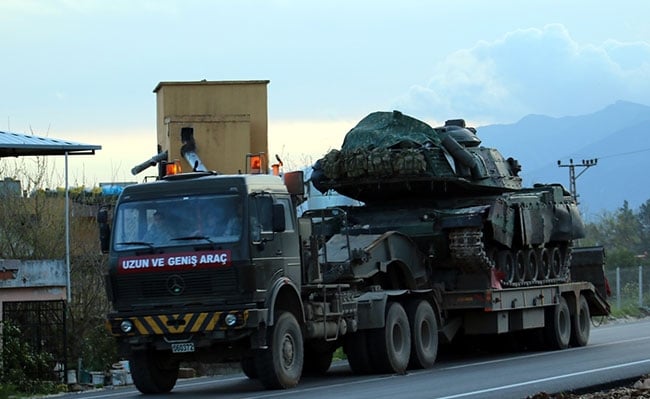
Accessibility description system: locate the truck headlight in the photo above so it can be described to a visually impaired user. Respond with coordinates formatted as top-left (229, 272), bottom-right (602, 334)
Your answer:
top-left (120, 320), bottom-right (134, 333)
top-left (225, 314), bottom-right (237, 326)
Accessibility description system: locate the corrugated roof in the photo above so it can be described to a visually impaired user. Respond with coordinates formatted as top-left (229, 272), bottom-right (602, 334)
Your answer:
top-left (0, 130), bottom-right (101, 157)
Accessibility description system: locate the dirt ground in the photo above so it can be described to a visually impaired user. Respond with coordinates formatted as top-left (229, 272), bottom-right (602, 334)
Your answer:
top-left (528, 375), bottom-right (650, 398)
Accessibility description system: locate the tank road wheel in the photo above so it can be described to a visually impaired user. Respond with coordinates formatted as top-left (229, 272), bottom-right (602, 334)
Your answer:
top-left (543, 296), bottom-right (571, 350)
top-left (524, 249), bottom-right (539, 282)
top-left (256, 311), bottom-right (304, 389)
top-left (570, 294), bottom-right (591, 347)
top-left (368, 301), bottom-right (411, 374)
top-left (513, 250), bottom-right (526, 283)
top-left (537, 248), bottom-right (551, 280)
top-left (549, 247), bottom-right (562, 278)
top-left (406, 300), bottom-right (438, 369)
top-left (241, 353), bottom-right (258, 379)
top-left (497, 250), bottom-right (515, 284)
top-left (344, 330), bottom-right (373, 374)
top-left (130, 350), bottom-right (179, 394)
top-left (560, 245), bottom-right (572, 279)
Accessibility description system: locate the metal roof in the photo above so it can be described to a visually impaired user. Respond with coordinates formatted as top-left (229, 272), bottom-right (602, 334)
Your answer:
top-left (0, 130), bottom-right (101, 158)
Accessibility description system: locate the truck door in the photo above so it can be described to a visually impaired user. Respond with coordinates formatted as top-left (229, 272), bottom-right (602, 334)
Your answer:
top-left (249, 195), bottom-right (301, 291)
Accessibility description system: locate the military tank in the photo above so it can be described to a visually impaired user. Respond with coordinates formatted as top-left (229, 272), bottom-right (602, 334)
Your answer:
top-left (311, 110), bottom-right (585, 289)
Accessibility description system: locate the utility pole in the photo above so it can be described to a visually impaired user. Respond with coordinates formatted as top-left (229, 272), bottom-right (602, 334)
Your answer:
top-left (557, 158), bottom-right (598, 205)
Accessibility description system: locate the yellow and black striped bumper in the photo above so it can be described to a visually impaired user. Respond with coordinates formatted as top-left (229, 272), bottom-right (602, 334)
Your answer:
top-left (106, 309), bottom-right (265, 336)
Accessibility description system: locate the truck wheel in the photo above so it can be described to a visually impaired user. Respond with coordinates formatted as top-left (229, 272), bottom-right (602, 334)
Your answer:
top-left (303, 343), bottom-right (334, 375)
top-left (543, 296), bottom-right (571, 350)
top-left (240, 353), bottom-right (258, 379)
top-left (406, 300), bottom-right (438, 369)
top-left (256, 311), bottom-right (304, 389)
top-left (570, 294), bottom-right (591, 347)
top-left (130, 350), bottom-right (179, 394)
top-left (368, 301), bottom-right (411, 374)
top-left (344, 330), bottom-right (373, 374)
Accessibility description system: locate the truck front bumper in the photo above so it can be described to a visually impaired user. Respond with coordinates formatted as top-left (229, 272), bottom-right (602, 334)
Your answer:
top-left (106, 308), bottom-right (268, 337)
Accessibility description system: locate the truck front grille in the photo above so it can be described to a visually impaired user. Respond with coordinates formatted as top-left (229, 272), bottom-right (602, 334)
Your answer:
top-left (114, 268), bottom-right (237, 308)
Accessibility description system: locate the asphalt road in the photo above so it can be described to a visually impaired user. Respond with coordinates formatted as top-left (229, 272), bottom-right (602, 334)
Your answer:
top-left (60, 319), bottom-right (650, 399)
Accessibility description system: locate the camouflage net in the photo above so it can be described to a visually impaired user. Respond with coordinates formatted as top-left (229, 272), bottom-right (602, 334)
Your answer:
top-left (318, 111), bottom-right (455, 180)
top-left (321, 147), bottom-right (453, 179)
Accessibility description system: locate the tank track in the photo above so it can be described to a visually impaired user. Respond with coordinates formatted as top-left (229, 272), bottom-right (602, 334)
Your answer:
top-left (448, 227), bottom-right (571, 288)
top-left (448, 228), bottom-right (493, 272)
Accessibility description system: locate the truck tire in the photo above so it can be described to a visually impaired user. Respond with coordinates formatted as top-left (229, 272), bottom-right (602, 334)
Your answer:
top-left (368, 301), bottom-right (411, 374)
top-left (406, 300), bottom-right (438, 369)
top-left (255, 311), bottom-right (304, 389)
top-left (543, 296), bottom-right (571, 350)
top-left (344, 330), bottom-right (373, 374)
top-left (240, 353), bottom-right (258, 379)
top-left (303, 343), bottom-right (334, 375)
top-left (130, 350), bottom-right (179, 394)
top-left (570, 294), bottom-right (591, 347)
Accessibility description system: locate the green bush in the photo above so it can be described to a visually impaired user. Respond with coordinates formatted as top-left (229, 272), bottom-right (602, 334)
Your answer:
top-left (0, 322), bottom-right (60, 395)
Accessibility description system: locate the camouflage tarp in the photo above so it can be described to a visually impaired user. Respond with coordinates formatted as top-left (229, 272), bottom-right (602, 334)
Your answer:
top-left (340, 110), bottom-right (442, 152)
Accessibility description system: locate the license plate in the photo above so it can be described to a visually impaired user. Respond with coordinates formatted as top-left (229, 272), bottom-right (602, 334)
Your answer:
top-left (171, 343), bottom-right (195, 353)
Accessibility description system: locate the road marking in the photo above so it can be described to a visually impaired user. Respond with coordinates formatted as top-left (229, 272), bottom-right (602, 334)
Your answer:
top-left (442, 335), bottom-right (650, 370)
top-left (239, 375), bottom-right (400, 399)
top-left (434, 358), bottom-right (650, 399)
top-left (77, 376), bottom-right (247, 398)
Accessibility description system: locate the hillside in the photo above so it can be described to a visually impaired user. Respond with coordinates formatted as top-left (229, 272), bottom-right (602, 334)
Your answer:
top-left (478, 101), bottom-right (650, 219)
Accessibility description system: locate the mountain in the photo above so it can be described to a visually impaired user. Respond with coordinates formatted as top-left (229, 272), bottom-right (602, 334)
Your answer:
top-left (477, 101), bottom-right (650, 220)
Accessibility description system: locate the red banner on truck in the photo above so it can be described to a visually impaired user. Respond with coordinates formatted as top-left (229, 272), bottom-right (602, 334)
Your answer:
top-left (117, 250), bottom-right (231, 274)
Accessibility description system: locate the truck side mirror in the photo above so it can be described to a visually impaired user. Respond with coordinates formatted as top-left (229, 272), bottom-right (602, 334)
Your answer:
top-left (98, 207), bottom-right (110, 254)
top-left (272, 204), bottom-right (286, 233)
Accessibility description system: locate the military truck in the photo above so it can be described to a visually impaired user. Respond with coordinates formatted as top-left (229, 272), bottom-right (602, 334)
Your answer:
top-left (99, 111), bottom-right (609, 394)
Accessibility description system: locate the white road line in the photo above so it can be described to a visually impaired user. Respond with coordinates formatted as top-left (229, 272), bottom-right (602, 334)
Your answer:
top-left (442, 335), bottom-right (650, 370)
top-left (434, 359), bottom-right (650, 399)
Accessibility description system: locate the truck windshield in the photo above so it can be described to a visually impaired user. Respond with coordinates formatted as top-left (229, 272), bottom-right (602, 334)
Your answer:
top-left (112, 193), bottom-right (243, 249)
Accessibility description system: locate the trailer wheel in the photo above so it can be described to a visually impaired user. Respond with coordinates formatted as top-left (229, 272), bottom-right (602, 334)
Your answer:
top-left (406, 300), bottom-right (438, 369)
top-left (570, 294), bottom-right (591, 347)
top-left (543, 296), bottom-right (571, 350)
top-left (368, 301), bottom-right (411, 374)
top-left (256, 311), bottom-right (304, 389)
top-left (130, 350), bottom-right (179, 394)
top-left (241, 353), bottom-right (258, 379)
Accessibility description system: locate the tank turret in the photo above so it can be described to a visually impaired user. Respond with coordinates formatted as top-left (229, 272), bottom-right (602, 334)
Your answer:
top-left (312, 111), bottom-right (522, 203)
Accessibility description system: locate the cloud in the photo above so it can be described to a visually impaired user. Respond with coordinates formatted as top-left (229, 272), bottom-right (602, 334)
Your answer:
top-left (394, 24), bottom-right (650, 123)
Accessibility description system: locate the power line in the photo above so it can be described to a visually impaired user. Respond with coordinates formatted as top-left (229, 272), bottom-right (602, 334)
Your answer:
top-left (596, 147), bottom-right (650, 160)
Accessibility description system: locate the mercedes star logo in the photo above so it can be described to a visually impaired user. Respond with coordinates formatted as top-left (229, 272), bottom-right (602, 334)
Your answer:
top-left (166, 275), bottom-right (185, 295)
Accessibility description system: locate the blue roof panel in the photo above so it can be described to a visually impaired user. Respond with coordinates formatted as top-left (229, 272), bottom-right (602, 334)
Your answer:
top-left (0, 130), bottom-right (101, 157)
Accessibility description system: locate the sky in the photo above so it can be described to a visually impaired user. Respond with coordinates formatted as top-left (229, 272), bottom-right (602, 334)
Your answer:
top-left (1, 0), bottom-right (650, 188)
